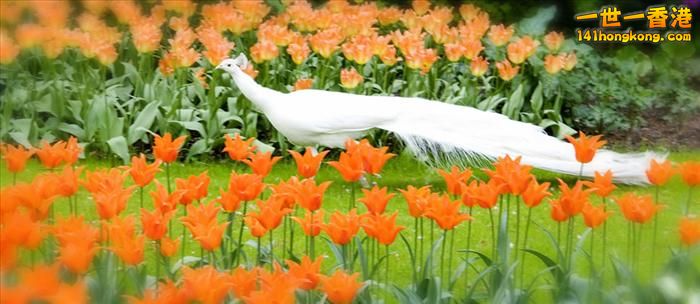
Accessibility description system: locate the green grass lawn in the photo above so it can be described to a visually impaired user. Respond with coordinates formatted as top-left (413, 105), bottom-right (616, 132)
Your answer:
top-left (2, 149), bottom-right (699, 302)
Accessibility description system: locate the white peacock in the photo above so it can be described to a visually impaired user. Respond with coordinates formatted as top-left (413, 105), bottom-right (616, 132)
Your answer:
top-left (216, 54), bottom-right (662, 184)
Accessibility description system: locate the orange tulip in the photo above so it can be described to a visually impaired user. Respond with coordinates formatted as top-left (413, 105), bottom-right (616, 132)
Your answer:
top-left (361, 144), bottom-right (395, 175)
top-left (287, 255), bottom-right (324, 290)
top-left (485, 155), bottom-right (533, 195)
top-left (549, 199), bottom-right (570, 222)
top-left (543, 31), bottom-right (564, 52)
top-left (182, 266), bottom-right (232, 304)
top-left (438, 166), bottom-right (472, 196)
top-left (340, 67), bottom-right (363, 89)
top-left (294, 178), bottom-right (331, 211)
top-left (228, 172), bottom-right (265, 201)
top-left (223, 133), bottom-right (256, 161)
top-left (581, 203), bottom-right (610, 229)
top-left (81, 168), bottom-right (127, 195)
top-left (328, 151), bottom-right (364, 182)
top-left (488, 24), bottom-right (514, 46)
top-left (15, 175), bottom-right (60, 220)
top-left (247, 197), bottom-right (292, 231)
top-left (245, 216), bottom-right (268, 238)
top-left (19, 263), bottom-right (61, 298)
top-left (462, 179), bottom-right (507, 209)
top-left (584, 170), bottom-right (616, 197)
top-left (399, 185), bottom-right (432, 217)
top-left (470, 56), bottom-right (489, 76)
top-left (565, 131), bottom-right (606, 164)
top-left (54, 165), bottom-right (83, 197)
top-left (245, 264), bottom-right (298, 304)
top-left (217, 188), bottom-right (242, 213)
top-left (424, 194), bottom-right (472, 230)
top-left (160, 236), bottom-right (180, 257)
top-left (561, 52), bottom-right (577, 71)
top-left (616, 193), bottom-right (661, 224)
top-left (521, 180), bottom-right (551, 208)
top-left (322, 209), bottom-right (361, 245)
top-left (1, 209), bottom-right (45, 250)
top-left (141, 208), bottom-right (173, 240)
top-left (309, 27), bottom-right (343, 58)
top-left (378, 7), bottom-right (402, 25)
top-left (679, 217), bottom-right (700, 246)
top-left (180, 201), bottom-right (229, 251)
top-left (175, 171), bottom-right (210, 205)
top-left (358, 185), bottom-right (396, 215)
top-left (0, 144), bottom-right (34, 173)
top-left (150, 180), bottom-right (184, 213)
top-left (292, 210), bottom-right (324, 237)
top-left (53, 216), bottom-right (99, 274)
top-left (63, 137), bottom-right (81, 165)
top-left (242, 151), bottom-right (281, 177)
top-left (556, 179), bottom-right (592, 217)
top-left (289, 147), bottom-right (329, 178)
top-left (106, 216), bottom-right (145, 266)
top-left (250, 39), bottom-right (279, 63)
top-left (361, 212), bottom-right (405, 245)
top-left (319, 270), bottom-right (364, 304)
top-left (293, 78), bottom-right (313, 91)
top-left (495, 59), bottom-right (519, 81)
top-left (270, 176), bottom-right (301, 208)
top-left (49, 281), bottom-right (89, 304)
top-left (197, 25), bottom-right (235, 66)
top-left (444, 42), bottom-right (463, 62)
top-left (35, 140), bottom-right (66, 169)
top-left (153, 133), bottom-right (186, 163)
top-left (230, 267), bottom-right (260, 299)
top-left (645, 159), bottom-right (674, 186)
top-left (462, 39), bottom-right (484, 60)
top-left (131, 17), bottom-right (163, 54)
top-left (544, 54), bottom-right (563, 74)
top-left (287, 39), bottom-right (311, 65)
top-left (679, 161), bottom-right (700, 186)
top-left (128, 154), bottom-right (161, 187)
top-left (93, 186), bottom-right (135, 220)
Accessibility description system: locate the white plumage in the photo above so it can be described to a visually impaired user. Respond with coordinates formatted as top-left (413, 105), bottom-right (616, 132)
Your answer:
top-left (217, 54), bottom-right (662, 184)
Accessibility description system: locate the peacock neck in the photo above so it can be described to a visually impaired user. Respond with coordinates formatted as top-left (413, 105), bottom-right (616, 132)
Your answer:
top-left (231, 70), bottom-right (280, 112)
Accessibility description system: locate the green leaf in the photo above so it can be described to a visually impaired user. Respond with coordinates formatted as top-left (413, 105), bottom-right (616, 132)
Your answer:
top-left (530, 82), bottom-right (544, 116)
top-left (518, 6), bottom-right (557, 36)
top-left (128, 101), bottom-right (160, 144)
top-left (106, 136), bottom-right (130, 164)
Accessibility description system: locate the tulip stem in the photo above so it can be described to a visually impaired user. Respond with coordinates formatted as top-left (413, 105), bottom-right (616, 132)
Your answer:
top-left (602, 198), bottom-right (608, 270)
top-left (685, 187), bottom-right (694, 216)
top-left (235, 201), bottom-right (249, 266)
top-left (257, 236), bottom-right (261, 266)
top-left (139, 187), bottom-right (144, 209)
top-left (350, 182), bottom-right (356, 211)
top-left (590, 229), bottom-right (595, 276)
top-left (440, 230), bottom-right (447, 284)
top-left (448, 229), bottom-right (455, 290)
top-left (282, 216), bottom-right (287, 260)
top-left (155, 240), bottom-right (161, 289)
top-left (519, 207), bottom-right (533, 285)
top-left (227, 212), bottom-right (234, 267)
top-left (166, 163), bottom-right (171, 193)
top-left (269, 232), bottom-right (274, 269)
top-left (419, 217), bottom-right (424, 266)
top-left (651, 187), bottom-right (659, 276)
top-left (181, 207), bottom-right (187, 259)
top-left (465, 206), bottom-right (473, 291)
top-left (489, 208), bottom-right (496, 258)
top-left (385, 244), bottom-right (390, 293)
top-left (413, 217), bottom-right (418, 284)
top-left (289, 206), bottom-right (298, 258)
top-left (310, 210), bottom-right (316, 259)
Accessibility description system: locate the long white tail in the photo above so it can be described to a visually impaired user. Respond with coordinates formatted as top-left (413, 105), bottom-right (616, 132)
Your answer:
top-left (377, 97), bottom-right (663, 184)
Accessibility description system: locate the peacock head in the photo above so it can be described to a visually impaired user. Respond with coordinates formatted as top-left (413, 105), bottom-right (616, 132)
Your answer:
top-left (216, 53), bottom-right (249, 75)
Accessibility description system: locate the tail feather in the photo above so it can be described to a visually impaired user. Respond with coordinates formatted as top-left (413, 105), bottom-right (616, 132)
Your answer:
top-left (379, 98), bottom-right (664, 184)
